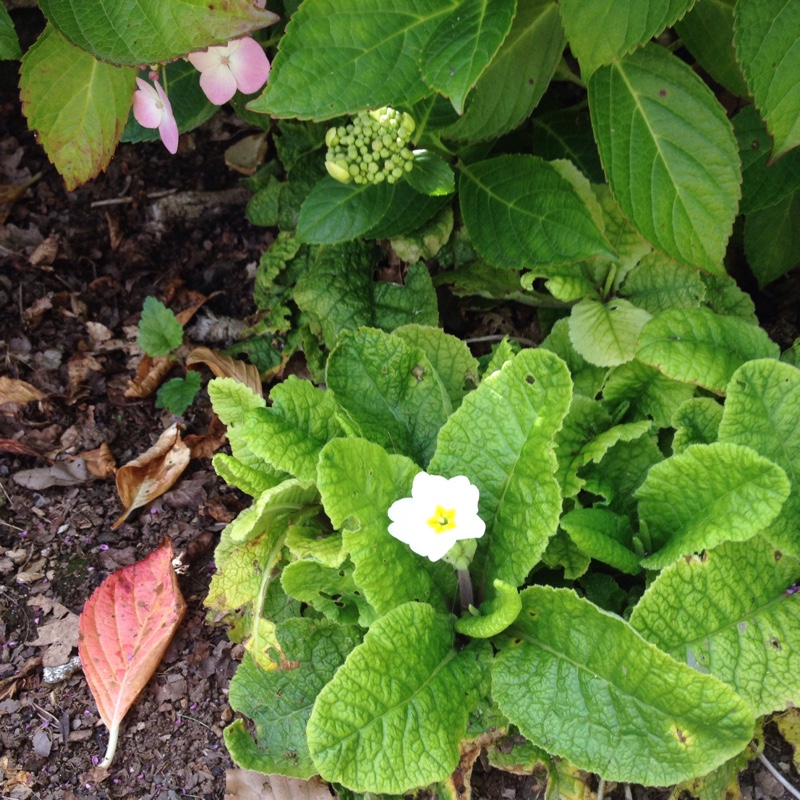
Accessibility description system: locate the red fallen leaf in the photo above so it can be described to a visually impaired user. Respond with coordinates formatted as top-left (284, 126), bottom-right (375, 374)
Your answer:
top-left (78, 538), bottom-right (186, 768)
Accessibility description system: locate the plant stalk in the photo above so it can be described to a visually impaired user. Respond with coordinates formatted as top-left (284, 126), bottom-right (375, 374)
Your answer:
top-left (457, 569), bottom-right (474, 611)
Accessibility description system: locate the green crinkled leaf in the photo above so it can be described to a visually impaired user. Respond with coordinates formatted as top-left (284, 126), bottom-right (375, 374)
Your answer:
top-left (208, 377), bottom-right (266, 428)
top-left (136, 296), bottom-right (183, 357)
top-left (429, 348), bottom-right (572, 588)
top-left (20, 25), bottom-right (136, 192)
top-left (487, 739), bottom-right (549, 774)
top-left (631, 536), bottom-right (800, 716)
top-left (672, 397), bottom-right (723, 454)
top-left (531, 107), bottom-right (604, 184)
top-left (253, 234), bottom-right (308, 324)
top-left (317, 438), bottom-right (450, 615)
top-left (307, 602), bottom-right (491, 793)
top-left (39, 0), bottom-right (270, 66)
top-left (155, 371), bottom-right (202, 415)
top-left (636, 307), bottom-right (780, 395)
top-left (718, 359), bottom-right (800, 559)
top-left (285, 522), bottom-right (345, 568)
top-left (246, 176), bottom-right (283, 228)
top-left (372, 263), bottom-right (440, 331)
top-left (492, 586), bottom-right (756, 785)
top-left (459, 155), bottom-right (613, 269)
top-left (588, 44), bottom-right (740, 274)
top-left (638, 442), bottom-right (790, 569)
top-left (744, 192), bottom-right (800, 288)
top-left (227, 619), bottom-right (362, 778)
top-left (620, 253), bottom-right (706, 314)
top-left (406, 150), bottom-right (455, 196)
top-left (559, 0), bottom-right (695, 78)
top-left (541, 528), bottom-right (591, 579)
top-left (540, 318), bottom-right (606, 399)
top-left (326, 328), bottom-right (450, 465)
top-left (212, 454), bottom-right (286, 498)
top-left (455, 579), bottom-right (522, 638)
top-left (243, 377), bottom-right (343, 483)
top-left (251, 0), bottom-right (456, 119)
top-left (560, 508), bottom-right (641, 574)
top-left (701, 273), bottom-right (758, 324)
top-left (734, 0), bottom-right (800, 160)
top-left (0, 5), bottom-right (21, 60)
top-left (420, 0), bottom-right (516, 114)
top-left (569, 298), bottom-right (652, 368)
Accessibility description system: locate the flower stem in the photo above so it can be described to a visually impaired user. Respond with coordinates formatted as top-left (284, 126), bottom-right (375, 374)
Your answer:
top-left (457, 569), bottom-right (474, 611)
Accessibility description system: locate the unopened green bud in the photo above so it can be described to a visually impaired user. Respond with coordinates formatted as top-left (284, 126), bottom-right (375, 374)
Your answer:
top-left (401, 112), bottom-right (416, 136)
top-left (326, 158), bottom-right (352, 184)
top-left (325, 127), bottom-right (339, 147)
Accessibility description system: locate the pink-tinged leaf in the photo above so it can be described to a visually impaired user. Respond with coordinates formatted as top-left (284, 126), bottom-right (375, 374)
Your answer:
top-left (79, 538), bottom-right (187, 767)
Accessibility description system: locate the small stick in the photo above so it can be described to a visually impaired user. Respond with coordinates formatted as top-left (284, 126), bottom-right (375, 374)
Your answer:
top-left (758, 753), bottom-right (800, 800)
top-left (464, 334), bottom-right (537, 347)
top-left (624, 784), bottom-right (633, 800)
top-left (596, 777), bottom-right (605, 800)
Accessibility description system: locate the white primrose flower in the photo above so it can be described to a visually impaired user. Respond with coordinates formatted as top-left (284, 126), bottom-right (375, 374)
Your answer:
top-left (387, 473), bottom-right (485, 563)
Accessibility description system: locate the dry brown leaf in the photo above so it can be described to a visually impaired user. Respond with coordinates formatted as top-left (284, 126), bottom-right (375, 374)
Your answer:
top-left (12, 459), bottom-right (90, 490)
top-left (124, 355), bottom-right (175, 398)
top-left (174, 290), bottom-right (220, 327)
top-left (67, 352), bottom-right (103, 394)
top-left (225, 772), bottom-right (333, 800)
top-left (185, 414), bottom-right (228, 460)
top-left (28, 610), bottom-right (80, 667)
top-left (0, 376), bottom-right (45, 405)
top-left (79, 442), bottom-right (117, 479)
top-left (86, 321), bottom-right (114, 345)
top-left (224, 132), bottom-right (268, 176)
top-left (113, 424), bottom-right (191, 529)
top-left (29, 234), bottom-right (59, 267)
top-left (186, 347), bottom-right (263, 397)
top-left (22, 294), bottom-right (53, 328)
top-left (0, 439), bottom-right (48, 460)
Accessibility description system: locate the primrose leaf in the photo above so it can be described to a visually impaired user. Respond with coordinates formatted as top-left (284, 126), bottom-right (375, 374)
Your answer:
top-left (734, 0), bottom-right (800, 160)
top-left (326, 328), bottom-right (449, 465)
top-left (672, 397), bottom-right (723, 454)
top-left (155, 372), bottom-right (202, 416)
top-left (492, 586), bottom-right (755, 785)
top-left (631, 537), bottom-right (800, 716)
top-left (541, 529), bottom-right (591, 580)
top-left (420, 0), bottom-right (516, 114)
top-left (207, 377), bottom-right (266, 428)
top-left (212, 453), bottom-right (285, 498)
top-left (285, 521), bottom-right (345, 569)
top-left (429, 348), bottom-right (572, 588)
top-left (459, 155), bottom-right (613, 269)
top-left (638, 442), bottom-right (790, 570)
top-left (252, 0), bottom-right (455, 119)
top-left (406, 151), bottom-right (455, 196)
top-left (0, 5), bottom-right (21, 60)
top-left (718, 359), bottom-right (800, 559)
top-left (560, 508), bottom-right (641, 575)
top-left (569, 298), bottom-right (652, 368)
top-left (588, 44), bottom-right (740, 274)
top-left (19, 26), bottom-right (136, 192)
top-left (559, 0), bottom-right (695, 78)
top-left (744, 192), bottom-right (800, 288)
top-left (455, 579), bottom-right (522, 638)
top-left (635, 307), bottom-right (780, 395)
top-left (136, 297), bottom-right (183, 358)
top-left (307, 602), bottom-right (491, 794)
top-left (226, 619), bottom-right (362, 779)
top-left (620, 253), bottom-right (706, 314)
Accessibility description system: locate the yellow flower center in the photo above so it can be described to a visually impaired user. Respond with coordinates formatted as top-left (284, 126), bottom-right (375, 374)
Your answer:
top-left (426, 505), bottom-right (456, 534)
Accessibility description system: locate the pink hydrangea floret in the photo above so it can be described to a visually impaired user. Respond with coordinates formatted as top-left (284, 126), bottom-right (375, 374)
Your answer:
top-left (188, 36), bottom-right (270, 105)
top-left (132, 78), bottom-right (179, 154)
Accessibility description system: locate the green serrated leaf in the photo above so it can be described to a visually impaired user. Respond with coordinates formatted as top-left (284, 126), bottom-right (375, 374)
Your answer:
top-left (208, 377), bottom-right (266, 428)
top-left (19, 26), bottom-right (136, 191)
top-left (636, 307), bottom-right (779, 394)
top-left (0, 5), bottom-right (21, 60)
top-left (430, 348), bottom-right (572, 588)
top-left (459, 155), bottom-right (613, 269)
top-left (560, 508), bottom-right (641, 574)
top-left (307, 602), bottom-right (491, 793)
top-left (620, 253), bottom-right (706, 314)
top-left (493, 586), bottom-right (756, 785)
top-left (455, 579), bottom-right (522, 638)
top-left (136, 296), bottom-right (183, 357)
top-left (701, 273), bottom-right (758, 324)
top-left (246, 176), bottom-right (283, 228)
top-left (744, 192), bottom-right (800, 288)
top-left (588, 44), bottom-right (740, 274)
top-left (569, 298), bottom-right (652, 368)
top-left (406, 150), bottom-right (455, 196)
top-left (638, 442), bottom-right (790, 569)
top-left (364, 181), bottom-right (450, 239)
top-left (734, 0), bottom-right (800, 160)
top-left (390, 205), bottom-right (454, 263)
top-left (531, 107), bottom-right (604, 184)
top-left (718, 359), bottom-right (800, 559)
top-left (373, 263), bottom-right (440, 331)
top-left (631, 536), bottom-right (800, 716)
top-left (540, 318), bottom-right (607, 399)
top-left (212, 453), bottom-right (285, 497)
top-left (672, 397), bottom-right (723, 454)
top-left (155, 371), bottom-right (202, 415)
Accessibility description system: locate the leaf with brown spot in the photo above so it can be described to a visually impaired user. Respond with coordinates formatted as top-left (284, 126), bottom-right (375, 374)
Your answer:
top-left (78, 538), bottom-right (186, 768)
top-left (124, 355), bottom-right (175, 398)
top-left (0, 376), bottom-right (45, 405)
top-left (186, 346), bottom-right (262, 397)
top-left (113, 424), bottom-right (191, 529)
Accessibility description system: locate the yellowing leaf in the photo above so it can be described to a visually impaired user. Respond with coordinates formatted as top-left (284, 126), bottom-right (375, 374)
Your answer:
top-left (0, 376), bottom-right (45, 405)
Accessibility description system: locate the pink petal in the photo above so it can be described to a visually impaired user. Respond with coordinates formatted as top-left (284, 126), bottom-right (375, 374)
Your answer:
top-left (228, 37), bottom-right (270, 95)
top-left (187, 46), bottom-right (227, 74)
top-left (199, 64), bottom-right (239, 105)
top-left (153, 81), bottom-right (179, 154)
top-left (132, 78), bottom-right (162, 129)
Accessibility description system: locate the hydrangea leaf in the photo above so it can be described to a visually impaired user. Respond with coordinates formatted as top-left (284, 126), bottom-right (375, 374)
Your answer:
top-left (242, 377), bottom-right (343, 483)
top-left (0, 5), bottom-right (21, 60)
top-left (635, 307), bottom-right (780, 395)
top-left (559, 0), bottom-right (695, 78)
top-left (405, 150), bottom-right (456, 196)
top-left (620, 253), bottom-right (706, 315)
top-left (19, 26), bottom-right (136, 192)
top-left (734, 0), bottom-right (800, 160)
top-left (588, 45), bottom-right (740, 274)
top-left (251, 0), bottom-right (456, 119)
top-left (718, 359), bottom-right (800, 559)
top-left (638, 442), bottom-right (790, 570)
top-left (701, 273), bottom-right (758, 324)
top-left (455, 579), bottom-right (522, 638)
top-left (459, 155), bottom-right (614, 269)
top-left (531, 107), bottom-right (604, 184)
top-left (560, 508), bottom-right (641, 574)
top-left (208, 377), bottom-right (266, 428)
top-left (307, 602), bottom-right (491, 794)
top-left (136, 297), bottom-right (183, 358)
top-left (444, 0), bottom-right (565, 143)
top-left (372, 263), bottom-right (440, 331)
top-left (390, 205), bottom-right (454, 263)
top-left (631, 537), bottom-right (800, 716)
top-left (38, 0), bottom-right (269, 66)
top-left (420, 0), bottom-right (516, 114)
top-left (363, 182), bottom-right (450, 239)
top-left (492, 586), bottom-right (756, 785)
top-left (671, 397), bottom-right (723, 455)
top-left (226, 619), bottom-right (362, 778)
top-left (326, 328), bottom-right (450, 465)
top-left (540, 318), bottom-right (606, 399)
top-left (317, 438), bottom-right (451, 615)
top-left (744, 192), bottom-right (800, 289)
top-left (212, 453), bottom-right (286, 498)
top-left (429, 348), bottom-right (572, 588)
top-left (569, 298), bottom-right (652, 368)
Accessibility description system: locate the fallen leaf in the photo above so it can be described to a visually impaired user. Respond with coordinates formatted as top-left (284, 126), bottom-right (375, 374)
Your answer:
top-left (86, 321), bottom-right (114, 345)
top-left (22, 294), bottom-right (53, 328)
top-left (28, 610), bottom-right (80, 667)
top-left (224, 771), bottom-right (333, 800)
top-left (113, 424), bottom-right (191, 529)
top-left (124, 355), bottom-right (175, 399)
top-left (186, 347), bottom-right (262, 397)
top-left (184, 414), bottom-right (227, 460)
top-left (224, 132), bottom-right (268, 176)
top-left (78, 538), bottom-right (186, 768)
top-left (0, 376), bottom-right (45, 405)
top-left (13, 459), bottom-right (89, 490)
top-left (0, 439), bottom-right (48, 460)
top-left (29, 234), bottom-right (59, 267)
top-left (67, 352), bottom-right (103, 394)
top-left (0, 656), bottom-right (41, 702)
top-left (174, 291), bottom-right (218, 327)
top-left (78, 442), bottom-right (117, 479)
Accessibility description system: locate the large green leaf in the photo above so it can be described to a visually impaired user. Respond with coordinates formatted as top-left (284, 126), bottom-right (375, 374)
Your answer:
top-left (443, 0), bottom-right (564, 142)
top-left (637, 442), bottom-right (790, 569)
top-left (672, 397), bottom-right (723, 454)
top-left (718, 359), bottom-right (800, 559)
top-left (459, 155), bottom-right (613, 269)
top-left (531, 108), bottom-right (604, 184)
top-left (559, 0), bottom-right (695, 78)
top-left (39, 0), bottom-right (270, 66)
top-left (734, 0), bottom-right (800, 160)
top-left (307, 602), bottom-right (491, 793)
top-left (0, 4), bottom-right (21, 60)
top-left (493, 586), bottom-right (755, 785)
top-left (19, 26), bottom-right (136, 191)
top-left (363, 182), bottom-right (450, 239)
top-left (635, 307), bottom-right (780, 395)
top-left (251, 0), bottom-right (456, 118)
top-left (620, 253), bottom-right (706, 314)
top-left (632, 537), bottom-right (800, 716)
top-left (372, 263), bottom-right (440, 331)
top-left (588, 44), bottom-right (740, 274)
top-left (207, 377), bottom-right (266, 428)
top-left (429, 348), bottom-right (572, 588)
top-left (744, 192), bottom-right (800, 288)
top-left (540, 318), bottom-right (607, 399)
top-left (568, 298), bottom-right (652, 368)
top-left (560, 508), bottom-right (641, 574)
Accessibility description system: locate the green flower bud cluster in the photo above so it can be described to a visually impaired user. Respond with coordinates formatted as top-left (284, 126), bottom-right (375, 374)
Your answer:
top-left (325, 107), bottom-right (416, 185)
